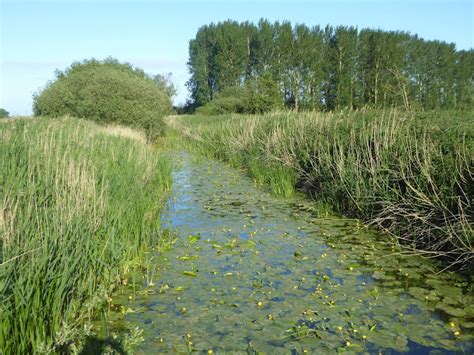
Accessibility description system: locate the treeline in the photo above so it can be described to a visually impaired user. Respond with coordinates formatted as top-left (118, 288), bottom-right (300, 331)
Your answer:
top-left (187, 20), bottom-right (474, 113)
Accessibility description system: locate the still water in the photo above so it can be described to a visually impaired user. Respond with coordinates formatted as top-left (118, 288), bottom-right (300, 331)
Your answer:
top-left (101, 153), bottom-right (473, 353)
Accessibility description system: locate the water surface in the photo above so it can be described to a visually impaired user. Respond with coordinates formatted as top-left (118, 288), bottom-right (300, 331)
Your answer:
top-left (101, 153), bottom-right (473, 353)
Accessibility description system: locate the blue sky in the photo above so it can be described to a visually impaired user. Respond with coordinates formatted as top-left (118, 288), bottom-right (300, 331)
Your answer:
top-left (1, 0), bottom-right (472, 115)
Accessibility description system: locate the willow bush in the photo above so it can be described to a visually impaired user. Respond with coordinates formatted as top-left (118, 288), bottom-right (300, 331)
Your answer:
top-left (33, 58), bottom-right (172, 141)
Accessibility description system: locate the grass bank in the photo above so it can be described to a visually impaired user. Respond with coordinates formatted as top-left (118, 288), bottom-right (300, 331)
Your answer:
top-left (167, 109), bottom-right (473, 269)
top-left (0, 117), bottom-right (172, 353)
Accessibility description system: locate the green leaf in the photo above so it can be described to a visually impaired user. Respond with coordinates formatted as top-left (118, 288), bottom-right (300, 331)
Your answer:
top-left (188, 235), bottom-right (201, 244)
top-left (183, 271), bottom-right (198, 277)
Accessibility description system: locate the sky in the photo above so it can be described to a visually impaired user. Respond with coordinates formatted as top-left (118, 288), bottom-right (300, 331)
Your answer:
top-left (1, 0), bottom-right (473, 115)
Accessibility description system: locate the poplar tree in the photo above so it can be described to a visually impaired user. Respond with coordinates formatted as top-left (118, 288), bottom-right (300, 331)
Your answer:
top-left (187, 19), bottom-right (473, 113)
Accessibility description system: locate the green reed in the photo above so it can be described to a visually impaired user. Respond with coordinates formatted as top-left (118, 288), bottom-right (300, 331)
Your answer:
top-left (0, 117), bottom-right (172, 353)
top-left (168, 109), bottom-right (473, 269)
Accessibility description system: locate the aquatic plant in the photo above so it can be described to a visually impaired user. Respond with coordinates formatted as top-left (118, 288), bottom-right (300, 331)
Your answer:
top-left (168, 109), bottom-right (473, 268)
top-left (0, 117), bottom-right (172, 353)
top-left (100, 152), bottom-right (473, 353)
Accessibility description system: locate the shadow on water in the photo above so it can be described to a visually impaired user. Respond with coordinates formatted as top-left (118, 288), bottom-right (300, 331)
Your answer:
top-left (79, 336), bottom-right (126, 355)
top-left (93, 152), bottom-right (473, 354)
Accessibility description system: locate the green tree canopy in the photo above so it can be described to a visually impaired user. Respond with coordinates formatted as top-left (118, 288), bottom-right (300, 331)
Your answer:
top-left (33, 58), bottom-right (172, 138)
top-left (153, 72), bottom-right (177, 99)
top-left (187, 20), bottom-right (474, 113)
top-left (0, 108), bottom-right (9, 118)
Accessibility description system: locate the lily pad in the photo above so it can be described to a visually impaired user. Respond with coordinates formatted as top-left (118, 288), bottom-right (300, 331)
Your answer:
top-left (188, 235), bottom-right (201, 244)
top-left (183, 271), bottom-right (198, 277)
top-left (435, 304), bottom-right (467, 317)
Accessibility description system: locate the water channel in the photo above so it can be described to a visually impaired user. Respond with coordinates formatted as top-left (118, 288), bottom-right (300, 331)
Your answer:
top-left (99, 152), bottom-right (473, 353)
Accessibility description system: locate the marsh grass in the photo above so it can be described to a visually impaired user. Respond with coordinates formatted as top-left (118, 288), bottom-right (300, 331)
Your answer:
top-left (99, 124), bottom-right (148, 143)
top-left (246, 158), bottom-right (297, 197)
top-left (0, 117), bottom-right (172, 353)
top-left (169, 109), bottom-right (473, 268)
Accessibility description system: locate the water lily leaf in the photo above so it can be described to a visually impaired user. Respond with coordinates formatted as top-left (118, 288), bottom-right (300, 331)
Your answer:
top-left (243, 240), bottom-right (257, 248)
top-left (425, 278), bottom-right (445, 288)
top-left (461, 322), bottom-right (474, 329)
top-left (224, 240), bottom-right (239, 249)
top-left (253, 280), bottom-right (263, 288)
top-left (435, 304), bottom-right (466, 317)
top-left (159, 283), bottom-right (170, 293)
top-left (394, 335), bottom-right (408, 349)
top-left (436, 286), bottom-right (463, 299)
top-left (183, 271), bottom-right (198, 277)
top-left (188, 235), bottom-right (201, 244)
top-left (408, 287), bottom-right (429, 300)
top-left (368, 330), bottom-right (398, 350)
top-left (372, 271), bottom-right (395, 281)
top-left (177, 255), bottom-right (198, 261)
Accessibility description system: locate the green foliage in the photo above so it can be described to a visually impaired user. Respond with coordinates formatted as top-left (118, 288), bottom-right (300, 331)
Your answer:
top-left (196, 86), bottom-right (246, 115)
top-left (153, 72), bottom-right (177, 99)
top-left (0, 117), bottom-right (172, 353)
top-left (247, 158), bottom-right (297, 196)
top-left (197, 76), bottom-right (283, 115)
top-left (196, 97), bottom-right (244, 115)
top-left (244, 72), bottom-right (283, 113)
top-left (170, 110), bottom-right (474, 268)
top-left (187, 20), bottom-right (474, 112)
top-left (33, 58), bottom-right (172, 140)
top-left (0, 108), bottom-right (9, 118)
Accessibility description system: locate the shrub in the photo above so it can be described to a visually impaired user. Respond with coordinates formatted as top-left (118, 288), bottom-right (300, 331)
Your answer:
top-left (196, 86), bottom-right (246, 115)
top-left (0, 108), bottom-right (9, 118)
top-left (196, 76), bottom-right (283, 116)
top-left (33, 58), bottom-right (172, 140)
top-left (243, 73), bottom-right (283, 114)
top-left (196, 96), bottom-right (245, 115)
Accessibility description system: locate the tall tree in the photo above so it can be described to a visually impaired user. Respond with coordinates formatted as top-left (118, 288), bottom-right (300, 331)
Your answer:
top-left (214, 21), bottom-right (248, 89)
top-left (187, 24), bottom-right (219, 106)
top-left (187, 19), bottom-right (473, 112)
top-left (454, 49), bottom-right (474, 109)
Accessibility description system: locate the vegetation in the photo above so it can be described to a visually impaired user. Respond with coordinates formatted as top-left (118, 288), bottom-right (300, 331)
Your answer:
top-left (195, 77), bottom-right (283, 115)
top-left (0, 117), bottom-right (172, 353)
top-left (33, 58), bottom-right (173, 141)
top-left (2, 16), bottom-right (472, 354)
top-left (168, 109), bottom-right (473, 269)
top-left (0, 108), bottom-right (9, 118)
top-left (187, 20), bottom-right (474, 113)
top-left (99, 150), bottom-right (473, 353)
top-left (152, 72), bottom-right (178, 99)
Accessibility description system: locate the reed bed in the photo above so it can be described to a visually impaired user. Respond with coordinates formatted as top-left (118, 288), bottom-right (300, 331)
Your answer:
top-left (169, 109), bottom-right (473, 269)
top-left (0, 117), bottom-right (172, 353)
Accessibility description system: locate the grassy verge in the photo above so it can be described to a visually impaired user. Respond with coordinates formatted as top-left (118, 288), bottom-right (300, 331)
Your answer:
top-left (0, 117), bottom-right (172, 353)
top-left (167, 109), bottom-right (473, 269)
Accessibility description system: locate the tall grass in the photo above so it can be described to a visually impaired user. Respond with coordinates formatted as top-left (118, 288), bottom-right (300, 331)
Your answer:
top-left (168, 109), bottom-right (473, 269)
top-left (0, 117), bottom-right (172, 353)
